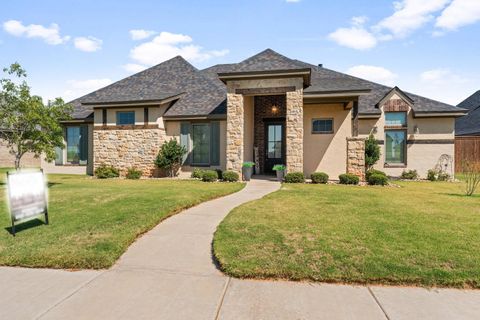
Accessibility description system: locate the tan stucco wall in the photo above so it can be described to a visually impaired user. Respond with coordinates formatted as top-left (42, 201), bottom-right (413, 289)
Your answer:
top-left (0, 139), bottom-right (41, 168)
top-left (93, 104), bottom-right (169, 127)
top-left (226, 78), bottom-right (304, 94)
top-left (243, 96), bottom-right (254, 163)
top-left (358, 97), bottom-right (455, 178)
top-left (303, 104), bottom-right (352, 178)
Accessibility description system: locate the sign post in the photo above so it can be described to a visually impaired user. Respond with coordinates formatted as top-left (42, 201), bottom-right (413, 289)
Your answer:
top-left (6, 169), bottom-right (49, 236)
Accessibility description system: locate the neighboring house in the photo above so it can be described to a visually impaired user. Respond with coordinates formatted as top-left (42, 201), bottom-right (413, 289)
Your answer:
top-left (456, 90), bottom-right (480, 136)
top-left (454, 91), bottom-right (480, 173)
top-left (51, 49), bottom-right (467, 179)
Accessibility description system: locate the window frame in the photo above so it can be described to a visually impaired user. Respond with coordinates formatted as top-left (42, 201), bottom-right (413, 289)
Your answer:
top-left (116, 111), bottom-right (136, 126)
top-left (311, 118), bottom-right (334, 134)
top-left (384, 129), bottom-right (407, 167)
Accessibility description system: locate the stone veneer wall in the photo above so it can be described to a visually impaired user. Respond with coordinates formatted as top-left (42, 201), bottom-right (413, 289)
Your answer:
top-left (93, 128), bottom-right (166, 177)
top-left (226, 93), bottom-right (244, 174)
top-left (254, 95), bottom-right (286, 173)
top-left (346, 137), bottom-right (366, 180)
top-left (286, 89), bottom-right (304, 173)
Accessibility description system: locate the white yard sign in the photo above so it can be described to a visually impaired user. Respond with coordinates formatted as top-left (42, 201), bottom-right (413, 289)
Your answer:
top-left (7, 170), bottom-right (49, 235)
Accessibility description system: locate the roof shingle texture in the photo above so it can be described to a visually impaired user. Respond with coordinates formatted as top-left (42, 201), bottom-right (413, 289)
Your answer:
top-left (69, 49), bottom-right (465, 119)
top-left (455, 90), bottom-right (480, 136)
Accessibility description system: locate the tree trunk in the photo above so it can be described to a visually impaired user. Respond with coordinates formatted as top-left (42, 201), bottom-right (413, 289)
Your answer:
top-left (14, 154), bottom-right (22, 170)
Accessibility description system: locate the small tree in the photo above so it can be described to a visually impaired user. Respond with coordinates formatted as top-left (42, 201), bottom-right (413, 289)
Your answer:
top-left (154, 139), bottom-right (187, 177)
top-left (462, 161), bottom-right (480, 196)
top-left (0, 63), bottom-right (72, 169)
top-left (365, 133), bottom-right (380, 170)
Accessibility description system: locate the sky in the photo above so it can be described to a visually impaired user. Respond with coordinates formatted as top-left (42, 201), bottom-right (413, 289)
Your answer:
top-left (1, 0), bottom-right (479, 105)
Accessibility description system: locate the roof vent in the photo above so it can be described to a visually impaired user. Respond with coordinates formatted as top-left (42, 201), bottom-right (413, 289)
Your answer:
top-left (318, 64), bottom-right (323, 68)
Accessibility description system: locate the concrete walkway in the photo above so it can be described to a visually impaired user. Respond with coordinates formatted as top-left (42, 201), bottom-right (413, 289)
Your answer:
top-left (2, 178), bottom-right (480, 319)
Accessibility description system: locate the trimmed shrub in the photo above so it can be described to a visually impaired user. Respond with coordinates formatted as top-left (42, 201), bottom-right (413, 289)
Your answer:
top-left (427, 169), bottom-right (437, 181)
top-left (401, 169), bottom-right (419, 180)
top-left (222, 171), bottom-right (239, 182)
top-left (202, 170), bottom-right (218, 182)
top-left (126, 167), bottom-right (142, 180)
top-left (95, 164), bottom-right (119, 179)
top-left (438, 172), bottom-right (450, 181)
top-left (365, 133), bottom-right (381, 170)
top-left (365, 169), bottom-right (386, 181)
top-left (311, 172), bottom-right (329, 184)
top-left (368, 173), bottom-right (389, 186)
top-left (191, 168), bottom-right (205, 179)
top-left (284, 172), bottom-right (305, 183)
top-left (339, 173), bottom-right (360, 185)
top-left (154, 139), bottom-right (187, 177)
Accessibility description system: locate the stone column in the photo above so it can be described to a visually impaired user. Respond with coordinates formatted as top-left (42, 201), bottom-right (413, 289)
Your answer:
top-left (286, 89), bottom-right (304, 173)
top-left (226, 93), bottom-right (244, 175)
top-left (346, 137), bottom-right (366, 180)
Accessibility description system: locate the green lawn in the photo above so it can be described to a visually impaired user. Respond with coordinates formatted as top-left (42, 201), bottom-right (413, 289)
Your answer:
top-left (214, 181), bottom-right (480, 288)
top-left (0, 169), bottom-right (244, 269)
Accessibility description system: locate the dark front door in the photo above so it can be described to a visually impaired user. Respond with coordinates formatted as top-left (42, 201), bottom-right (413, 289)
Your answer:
top-left (264, 122), bottom-right (285, 174)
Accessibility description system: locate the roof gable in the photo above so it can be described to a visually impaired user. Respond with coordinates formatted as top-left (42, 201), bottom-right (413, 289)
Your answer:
top-left (456, 90), bottom-right (480, 135)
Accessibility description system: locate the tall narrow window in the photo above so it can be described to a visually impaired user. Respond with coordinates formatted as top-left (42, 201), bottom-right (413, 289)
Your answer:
top-left (385, 130), bottom-right (406, 164)
top-left (116, 111), bottom-right (135, 125)
top-left (66, 126), bottom-right (88, 165)
top-left (192, 124), bottom-right (210, 165)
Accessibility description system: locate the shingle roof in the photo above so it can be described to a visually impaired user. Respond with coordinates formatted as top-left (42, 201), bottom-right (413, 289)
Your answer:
top-left (456, 90), bottom-right (480, 136)
top-left (70, 48), bottom-right (466, 120)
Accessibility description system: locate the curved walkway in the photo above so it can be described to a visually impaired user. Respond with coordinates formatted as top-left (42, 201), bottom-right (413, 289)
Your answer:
top-left (2, 178), bottom-right (480, 319)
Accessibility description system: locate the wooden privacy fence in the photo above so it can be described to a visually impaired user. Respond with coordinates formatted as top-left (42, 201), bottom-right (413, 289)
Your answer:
top-left (455, 136), bottom-right (480, 172)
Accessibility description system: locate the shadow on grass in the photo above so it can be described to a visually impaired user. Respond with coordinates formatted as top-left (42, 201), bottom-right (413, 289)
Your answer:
top-left (439, 193), bottom-right (480, 198)
top-left (5, 218), bottom-right (47, 235)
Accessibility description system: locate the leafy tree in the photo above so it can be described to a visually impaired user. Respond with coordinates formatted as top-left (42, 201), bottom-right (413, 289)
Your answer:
top-left (0, 63), bottom-right (72, 169)
top-left (365, 133), bottom-right (380, 170)
top-left (154, 139), bottom-right (187, 177)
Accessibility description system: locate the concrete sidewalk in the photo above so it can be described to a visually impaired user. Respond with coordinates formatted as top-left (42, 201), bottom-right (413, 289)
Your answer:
top-left (1, 178), bottom-right (479, 319)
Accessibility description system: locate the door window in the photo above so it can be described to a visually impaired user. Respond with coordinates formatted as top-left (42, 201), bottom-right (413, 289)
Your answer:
top-left (267, 124), bottom-right (282, 159)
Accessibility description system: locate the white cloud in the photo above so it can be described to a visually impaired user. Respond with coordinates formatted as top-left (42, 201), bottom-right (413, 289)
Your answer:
top-left (375, 0), bottom-right (450, 38)
top-left (346, 65), bottom-right (398, 86)
top-left (129, 29), bottom-right (156, 40)
top-left (63, 78), bottom-right (112, 101)
top-left (129, 31), bottom-right (229, 66)
top-left (2, 20), bottom-right (70, 45)
top-left (435, 0), bottom-right (480, 30)
top-left (328, 16), bottom-right (377, 50)
top-left (74, 36), bottom-right (102, 52)
top-left (420, 68), bottom-right (469, 84)
top-left (122, 63), bottom-right (147, 73)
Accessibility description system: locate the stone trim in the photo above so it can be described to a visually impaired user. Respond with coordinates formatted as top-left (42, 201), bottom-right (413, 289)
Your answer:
top-left (346, 137), bottom-right (366, 180)
top-left (226, 93), bottom-right (244, 175)
top-left (94, 125), bottom-right (161, 130)
top-left (235, 86), bottom-right (296, 96)
top-left (286, 89), bottom-right (304, 173)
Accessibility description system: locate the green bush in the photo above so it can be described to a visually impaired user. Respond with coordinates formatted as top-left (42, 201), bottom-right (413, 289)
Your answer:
top-left (365, 134), bottom-right (381, 170)
top-left (311, 172), bottom-right (329, 184)
top-left (95, 164), bottom-right (119, 179)
top-left (339, 173), bottom-right (360, 185)
top-left (427, 169), bottom-right (437, 181)
top-left (368, 173), bottom-right (389, 186)
top-left (401, 169), bottom-right (419, 180)
top-left (365, 169), bottom-right (386, 181)
top-left (222, 171), bottom-right (239, 182)
top-left (438, 172), bottom-right (450, 181)
top-left (126, 167), bottom-right (142, 180)
top-left (202, 170), bottom-right (218, 182)
top-left (154, 139), bottom-right (187, 177)
top-left (284, 172), bottom-right (305, 183)
top-left (191, 168), bottom-right (205, 179)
